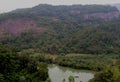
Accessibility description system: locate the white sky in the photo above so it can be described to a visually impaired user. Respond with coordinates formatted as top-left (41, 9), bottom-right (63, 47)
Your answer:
top-left (0, 0), bottom-right (120, 13)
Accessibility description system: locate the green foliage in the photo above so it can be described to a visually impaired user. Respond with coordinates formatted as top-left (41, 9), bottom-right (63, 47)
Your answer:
top-left (89, 66), bottom-right (120, 82)
top-left (0, 44), bottom-right (48, 82)
top-left (0, 74), bottom-right (4, 82)
top-left (0, 4), bottom-right (120, 82)
top-left (0, 5), bottom-right (120, 54)
top-left (0, 44), bottom-right (18, 74)
top-left (53, 54), bottom-right (119, 71)
top-left (68, 76), bottom-right (74, 82)
top-left (1, 22), bottom-right (120, 54)
top-left (45, 78), bottom-right (51, 82)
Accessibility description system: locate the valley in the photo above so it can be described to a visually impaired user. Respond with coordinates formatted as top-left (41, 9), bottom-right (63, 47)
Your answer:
top-left (0, 4), bottom-right (120, 82)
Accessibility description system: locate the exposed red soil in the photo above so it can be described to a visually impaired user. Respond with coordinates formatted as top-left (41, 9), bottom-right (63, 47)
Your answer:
top-left (0, 19), bottom-right (46, 37)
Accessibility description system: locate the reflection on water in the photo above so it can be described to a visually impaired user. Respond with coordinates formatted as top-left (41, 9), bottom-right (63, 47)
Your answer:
top-left (48, 64), bottom-right (94, 82)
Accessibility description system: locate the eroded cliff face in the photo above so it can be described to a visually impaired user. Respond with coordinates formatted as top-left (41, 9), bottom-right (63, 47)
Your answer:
top-left (0, 19), bottom-right (45, 37)
top-left (83, 11), bottom-right (120, 20)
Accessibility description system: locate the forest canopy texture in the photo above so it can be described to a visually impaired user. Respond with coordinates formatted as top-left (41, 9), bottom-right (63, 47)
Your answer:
top-left (0, 4), bottom-right (120, 54)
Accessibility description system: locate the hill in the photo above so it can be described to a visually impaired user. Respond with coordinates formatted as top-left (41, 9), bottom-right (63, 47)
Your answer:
top-left (0, 4), bottom-right (120, 54)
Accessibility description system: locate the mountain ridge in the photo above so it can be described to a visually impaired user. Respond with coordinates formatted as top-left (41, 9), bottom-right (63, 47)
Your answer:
top-left (0, 4), bottom-right (120, 54)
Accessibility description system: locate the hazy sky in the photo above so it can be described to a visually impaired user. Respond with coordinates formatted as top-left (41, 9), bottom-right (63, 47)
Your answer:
top-left (0, 0), bottom-right (120, 13)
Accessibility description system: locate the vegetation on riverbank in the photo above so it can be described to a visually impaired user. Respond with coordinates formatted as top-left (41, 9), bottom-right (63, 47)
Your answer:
top-left (56, 54), bottom-right (119, 71)
top-left (0, 4), bottom-right (120, 82)
top-left (89, 65), bottom-right (120, 82)
top-left (19, 49), bottom-right (119, 72)
top-left (0, 44), bottom-right (48, 82)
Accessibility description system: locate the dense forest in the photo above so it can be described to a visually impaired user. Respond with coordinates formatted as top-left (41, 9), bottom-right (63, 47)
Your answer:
top-left (0, 4), bottom-right (120, 54)
top-left (0, 44), bottom-right (49, 82)
top-left (0, 4), bottom-right (120, 82)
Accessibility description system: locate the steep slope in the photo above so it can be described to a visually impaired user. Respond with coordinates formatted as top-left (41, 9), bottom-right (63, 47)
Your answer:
top-left (0, 19), bottom-right (46, 37)
top-left (0, 4), bottom-right (120, 54)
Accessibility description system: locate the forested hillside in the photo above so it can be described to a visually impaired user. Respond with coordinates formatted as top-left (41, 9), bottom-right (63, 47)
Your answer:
top-left (0, 4), bottom-right (120, 54)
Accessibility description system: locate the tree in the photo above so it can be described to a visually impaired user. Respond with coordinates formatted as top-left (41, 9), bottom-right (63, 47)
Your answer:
top-left (0, 44), bottom-right (49, 82)
top-left (0, 44), bottom-right (18, 74)
top-left (89, 66), bottom-right (120, 82)
top-left (68, 76), bottom-right (74, 82)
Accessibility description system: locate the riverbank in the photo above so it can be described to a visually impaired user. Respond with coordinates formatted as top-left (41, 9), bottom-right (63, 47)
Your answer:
top-left (18, 50), bottom-right (120, 82)
top-left (18, 50), bottom-right (119, 71)
top-left (38, 53), bottom-right (119, 71)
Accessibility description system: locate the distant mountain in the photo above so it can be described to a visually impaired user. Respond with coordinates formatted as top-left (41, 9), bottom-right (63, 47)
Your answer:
top-left (0, 4), bottom-right (119, 37)
top-left (0, 4), bottom-right (120, 54)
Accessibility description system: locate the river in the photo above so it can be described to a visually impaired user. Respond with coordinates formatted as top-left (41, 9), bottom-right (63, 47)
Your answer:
top-left (48, 64), bottom-right (94, 82)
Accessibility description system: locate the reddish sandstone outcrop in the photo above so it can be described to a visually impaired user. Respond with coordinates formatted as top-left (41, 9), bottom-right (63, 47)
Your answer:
top-left (0, 19), bottom-right (45, 37)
